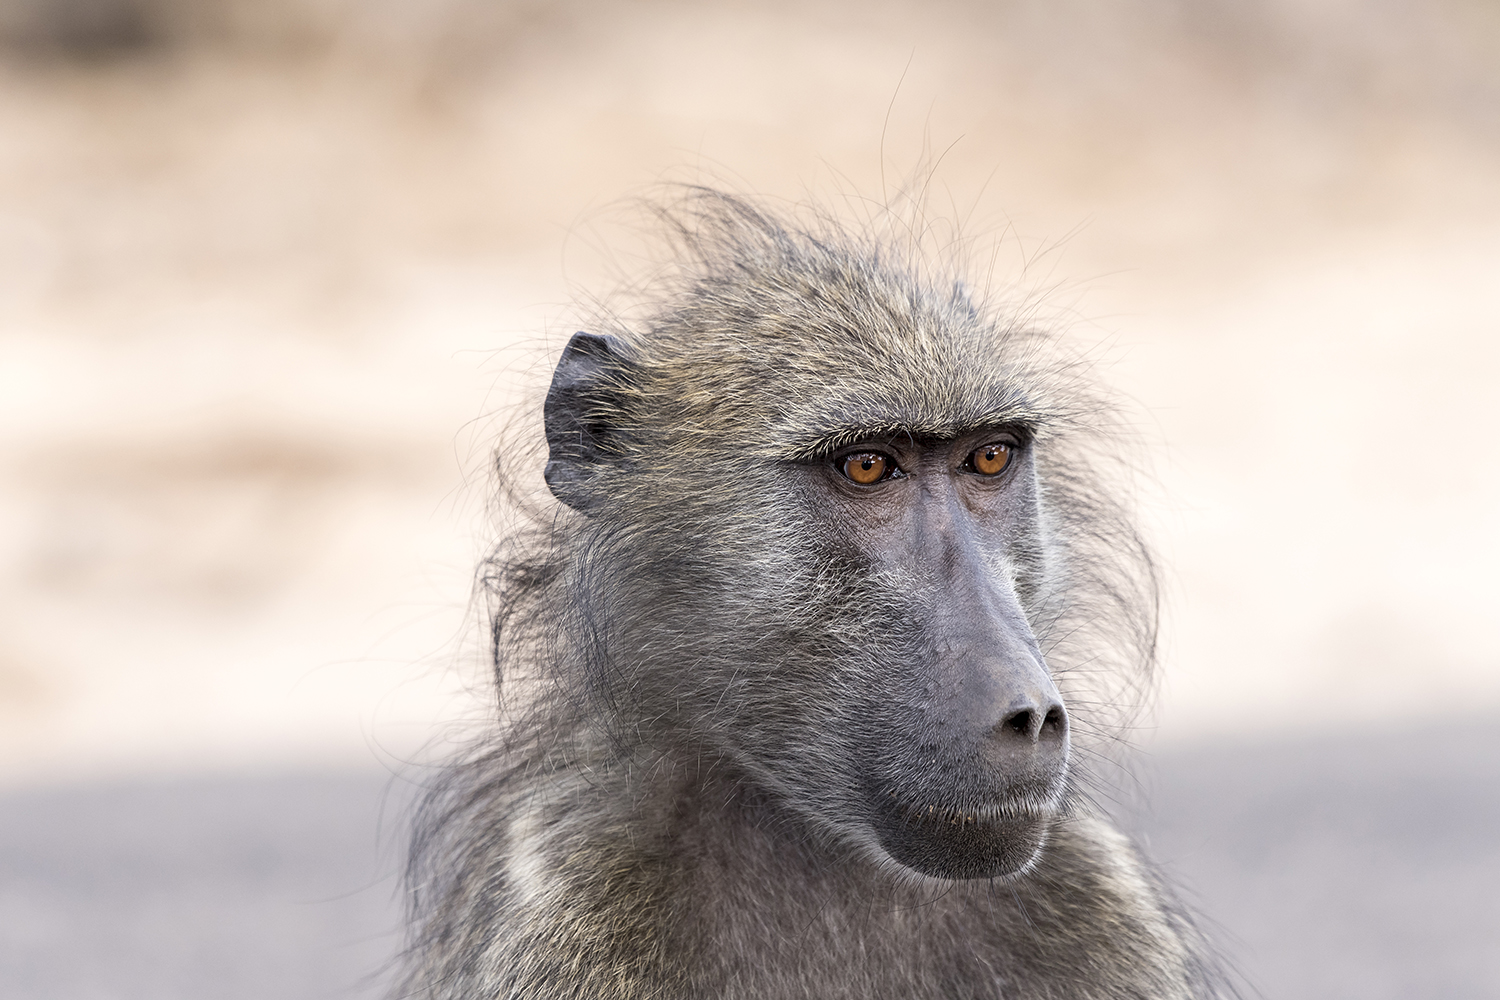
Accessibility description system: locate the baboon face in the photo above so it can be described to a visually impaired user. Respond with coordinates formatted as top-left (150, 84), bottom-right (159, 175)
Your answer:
top-left (789, 429), bottom-right (1070, 880)
top-left (544, 322), bottom-right (1071, 881)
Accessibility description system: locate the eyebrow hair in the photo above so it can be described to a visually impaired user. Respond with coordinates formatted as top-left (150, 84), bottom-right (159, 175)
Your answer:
top-left (784, 418), bottom-right (1038, 462)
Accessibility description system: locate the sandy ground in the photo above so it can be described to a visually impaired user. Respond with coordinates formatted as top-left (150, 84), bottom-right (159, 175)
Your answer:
top-left (3, 719), bottom-right (1497, 1000)
top-left (1, 1), bottom-right (1498, 993)
top-left (2, 0), bottom-right (1499, 782)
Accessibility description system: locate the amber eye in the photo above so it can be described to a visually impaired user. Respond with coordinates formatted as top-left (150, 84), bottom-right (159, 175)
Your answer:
top-left (841, 452), bottom-right (891, 484)
top-left (971, 443), bottom-right (1012, 476)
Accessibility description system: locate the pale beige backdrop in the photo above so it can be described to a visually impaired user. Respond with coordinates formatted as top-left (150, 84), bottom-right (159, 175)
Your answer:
top-left (2, 0), bottom-right (1498, 786)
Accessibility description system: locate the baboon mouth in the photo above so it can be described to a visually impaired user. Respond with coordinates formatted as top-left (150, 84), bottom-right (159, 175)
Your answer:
top-left (868, 791), bottom-right (1058, 880)
top-left (885, 795), bottom-right (1054, 828)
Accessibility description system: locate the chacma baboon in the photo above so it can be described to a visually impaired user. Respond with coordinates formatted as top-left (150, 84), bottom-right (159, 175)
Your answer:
top-left (399, 190), bottom-right (1230, 999)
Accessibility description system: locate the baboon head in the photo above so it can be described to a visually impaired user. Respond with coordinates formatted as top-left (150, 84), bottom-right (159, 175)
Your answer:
top-left (535, 198), bottom-right (1105, 882)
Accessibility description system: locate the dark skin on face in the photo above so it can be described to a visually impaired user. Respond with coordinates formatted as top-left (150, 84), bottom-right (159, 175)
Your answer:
top-left (799, 428), bottom-right (1070, 880)
top-left (541, 335), bottom-right (1066, 878)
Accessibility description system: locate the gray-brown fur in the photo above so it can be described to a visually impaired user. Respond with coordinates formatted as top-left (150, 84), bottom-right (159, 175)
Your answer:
top-left (396, 190), bottom-right (1231, 999)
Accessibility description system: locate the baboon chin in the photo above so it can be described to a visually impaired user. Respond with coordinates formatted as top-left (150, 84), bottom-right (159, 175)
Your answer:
top-left (867, 797), bottom-right (1059, 881)
top-left (861, 741), bottom-right (1070, 880)
top-left (397, 189), bottom-right (1233, 1000)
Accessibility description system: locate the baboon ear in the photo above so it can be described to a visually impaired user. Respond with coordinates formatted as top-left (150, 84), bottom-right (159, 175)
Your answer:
top-left (543, 332), bottom-right (634, 511)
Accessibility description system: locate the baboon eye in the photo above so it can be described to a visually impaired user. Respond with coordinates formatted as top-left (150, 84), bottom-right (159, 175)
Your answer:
top-left (840, 452), bottom-right (894, 484)
top-left (969, 443), bottom-right (1012, 476)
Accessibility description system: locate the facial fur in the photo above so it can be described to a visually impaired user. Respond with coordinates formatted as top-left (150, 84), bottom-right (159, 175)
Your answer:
top-left (395, 190), bottom-right (1222, 1000)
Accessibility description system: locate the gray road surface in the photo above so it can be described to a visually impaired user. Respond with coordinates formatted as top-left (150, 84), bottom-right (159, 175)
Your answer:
top-left (2, 719), bottom-right (1497, 999)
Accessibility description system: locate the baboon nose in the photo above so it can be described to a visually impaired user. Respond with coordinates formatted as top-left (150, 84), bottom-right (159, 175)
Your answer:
top-left (997, 698), bottom-right (1068, 745)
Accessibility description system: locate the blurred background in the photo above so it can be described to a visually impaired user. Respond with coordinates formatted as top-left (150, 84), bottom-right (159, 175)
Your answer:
top-left (1, 0), bottom-right (1497, 997)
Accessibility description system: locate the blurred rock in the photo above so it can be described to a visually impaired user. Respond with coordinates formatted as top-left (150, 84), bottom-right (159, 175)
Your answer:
top-left (0, 0), bottom-right (574, 64)
top-left (0, 0), bottom-right (159, 56)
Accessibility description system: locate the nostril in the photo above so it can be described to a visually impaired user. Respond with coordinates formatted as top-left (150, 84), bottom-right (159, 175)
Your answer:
top-left (1041, 705), bottom-right (1067, 739)
top-left (997, 704), bottom-right (1068, 744)
top-left (1002, 708), bottom-right (1036, 738)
